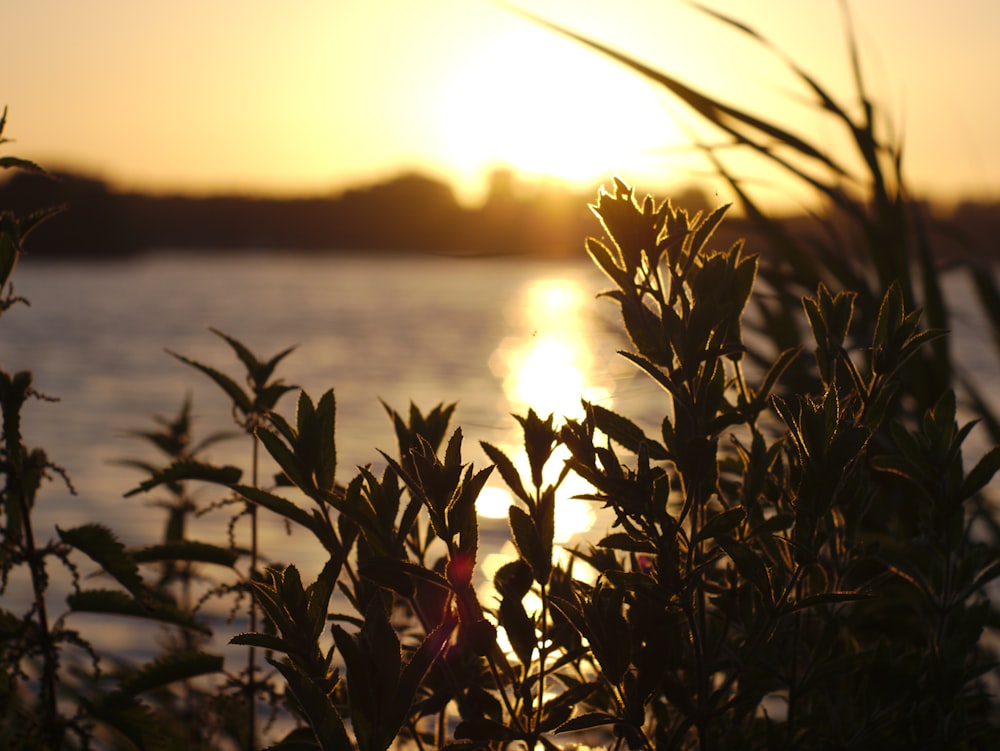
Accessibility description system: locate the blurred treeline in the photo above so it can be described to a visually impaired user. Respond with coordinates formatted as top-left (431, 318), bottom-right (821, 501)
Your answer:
top-left (1, 166), bottom-right (996, 262)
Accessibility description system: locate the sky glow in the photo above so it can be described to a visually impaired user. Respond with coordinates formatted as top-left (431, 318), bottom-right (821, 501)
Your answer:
top-left (5, 0), bottom-right (998, 206)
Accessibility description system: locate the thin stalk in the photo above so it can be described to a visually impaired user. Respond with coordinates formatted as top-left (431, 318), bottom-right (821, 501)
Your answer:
top-left (17, 485), bottom-right (61, 748)
top-left (247, 432), bottom-right (260, 751)
top-left (697, 566), bottom-right (714, 751)
top-left (533, 583), bottom-right (550, 736)
top-left (487, 649), bottom-right (527, 736)
top-left (403, 587), bottom-right (478, 724)
top-left (786, 591), bottom-right (804, 746)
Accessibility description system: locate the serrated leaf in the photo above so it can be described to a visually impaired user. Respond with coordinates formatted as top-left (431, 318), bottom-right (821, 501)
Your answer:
top-left (67, 589), bottom-right (210, 634)
top-left (269, 657), bottom-right (352, 751)
top-left (57, 523), bottom-right (145, 596)
top-left (330, 623), bottom-right (376, 750)
top-left (210, 328), bottom-right (286, 387)
top-left (0, 155), bottom-right (45, 172)
top-left (509, 505), bottom-right (548, 585)
top-left (233, 485), bottom-right (316, 532)
top-left (130, 540), bottom-right (238, 568)
top-left (123, 460), bottom-right (242, 498)
top-left (591, 404), bottom-right (669, 460)
top-left (314, 389), bottom-right (338, 492)
top-left (597, 532), bottom-right (656, 554)
top-left (480, 441), bottom-right (530, 504)
top-left (117, 651), bottom-right (224, 697)
top-left (230, 632), bottom-right (290, 652)
top-left (169, 350), bottom-right (253, 414)
top-left (257, 427), bottom-right (309, 490)
top-left (689, 202), bottom-right (730, 256)
top-left (391, 612), bottom-right (458, 739)
top-left (618, 350), bottom-right (684, 401)
top-left (555, 711), bottom-right (620, 733)
top-left (585, 237), bottom-right (626, 288)
top-left (694, 507), bottom-right (745, 544)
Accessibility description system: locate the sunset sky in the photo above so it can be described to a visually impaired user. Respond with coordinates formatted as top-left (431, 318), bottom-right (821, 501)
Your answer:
top-left (5, 0), bottom-right (999, 207)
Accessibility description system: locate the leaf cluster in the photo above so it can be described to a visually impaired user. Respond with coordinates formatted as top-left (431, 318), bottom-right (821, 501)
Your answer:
top-left (1, 71), bottom-right (998, 751)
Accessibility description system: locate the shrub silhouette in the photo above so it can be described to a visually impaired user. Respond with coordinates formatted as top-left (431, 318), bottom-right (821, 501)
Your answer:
top-left (2, 13), bottom-right (999, 743)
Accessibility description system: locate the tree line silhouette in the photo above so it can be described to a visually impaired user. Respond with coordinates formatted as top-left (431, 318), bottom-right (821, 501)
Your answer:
top-left (1, 167), bottom-right (995, 263)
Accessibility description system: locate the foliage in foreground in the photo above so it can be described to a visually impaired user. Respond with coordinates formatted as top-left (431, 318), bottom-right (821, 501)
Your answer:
top-left (2, 104), bottom-right (999, 751)
top-left (2, 5), bottom-right (1000, 742)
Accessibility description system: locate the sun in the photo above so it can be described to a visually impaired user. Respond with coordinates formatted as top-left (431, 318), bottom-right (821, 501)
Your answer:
top-left (434, 28), bottom-right (688, 196)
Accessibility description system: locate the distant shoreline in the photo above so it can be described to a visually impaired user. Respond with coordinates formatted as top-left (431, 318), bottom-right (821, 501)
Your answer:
top-left (3, 169), bottom-right (998, 265)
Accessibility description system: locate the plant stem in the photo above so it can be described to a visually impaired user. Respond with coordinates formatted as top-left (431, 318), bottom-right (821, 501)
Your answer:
top-left (534, 583), bottom-right (550, 735)
top-left (247, 432), bottom-right (260, 751)
top-left (17, 483), bottom-right (61, 749)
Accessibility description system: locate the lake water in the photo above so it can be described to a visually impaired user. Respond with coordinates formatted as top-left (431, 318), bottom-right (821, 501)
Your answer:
top-left (2, 252), bottom-right (652, 600)
top-left (3, 251), bottom-right (998, 642)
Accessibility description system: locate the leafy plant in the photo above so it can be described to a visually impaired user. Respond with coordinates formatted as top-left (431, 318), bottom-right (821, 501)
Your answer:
top-left (165, 333), bottom-right (297, 745)
top-left (126, 180), bottom-right (994, 750)
top-left (3, 11), bottom-right (999, 741)
top-left (517, 0), bottom-right (1000, 443)
top-left (0, 111), bottom-right (228, 750)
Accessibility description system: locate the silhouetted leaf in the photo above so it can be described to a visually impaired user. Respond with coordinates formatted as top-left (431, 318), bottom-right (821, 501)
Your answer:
top-left (499, 591), bottom-right (536, 668)
top-left (509, 505), bottom-right (548, 584)
top-left (556, 711), bottom-right (620, 733)
top-left (231, 632), bottom-right (290, 652)
top-left (130, 540), bottom-right (238, 568)
top-left (57, 524), bottom-right (144, 596)
top-left (689, 202), bottom-right (731, 256)
top-left (591, 404), bottom-right (669, 460)
top-left (314, 389), bottom-right (338, 492)
top-left (269, 657), bottom-right (351, 751)
top-left (694, 507), bottom-right (745, 544)
top-left (784, 591), bottom-right (873, 614)
top-left (168, 351), bottom-right (253, 414)
top-left (597, 532), bottom-right (656, 554)
top-left (232, 485), bottom-right (315, 532)
top-left (480, 440), bottom-right (530, 504)
top-left (959, 446), bottom-right (1000, 501)
top-left (256, 426), bottom-right (309, 490)
top-left (117, 651), bottom-right (224, 697)
top-left (391, 612), bottom-right (458, 737)
top-left (586, 237), bottom-right (626, 288)
top-left (67, 589), bottom-right (209, 634)
top-left (123, 460), bottom-right (242, 498)
top-left (717, 536), bottom-right (772, 606)
top-left (209, 327), bottom-right (296, 389)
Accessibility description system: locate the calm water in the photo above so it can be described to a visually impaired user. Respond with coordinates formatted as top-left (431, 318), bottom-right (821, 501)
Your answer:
top-left (3, 251), bottom-right (998, 625)
top-left (2, 252), bottom-right (647, 580)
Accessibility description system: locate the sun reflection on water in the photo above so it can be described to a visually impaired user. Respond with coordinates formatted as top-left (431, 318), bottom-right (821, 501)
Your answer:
top-left (480, 274), bottom-right (619, 569)
top-left (489, 277), bottom-right (613, 422)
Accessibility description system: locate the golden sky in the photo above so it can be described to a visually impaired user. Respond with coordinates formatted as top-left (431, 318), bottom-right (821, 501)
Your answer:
top-left (5, 0), bottom-right (999, 206)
